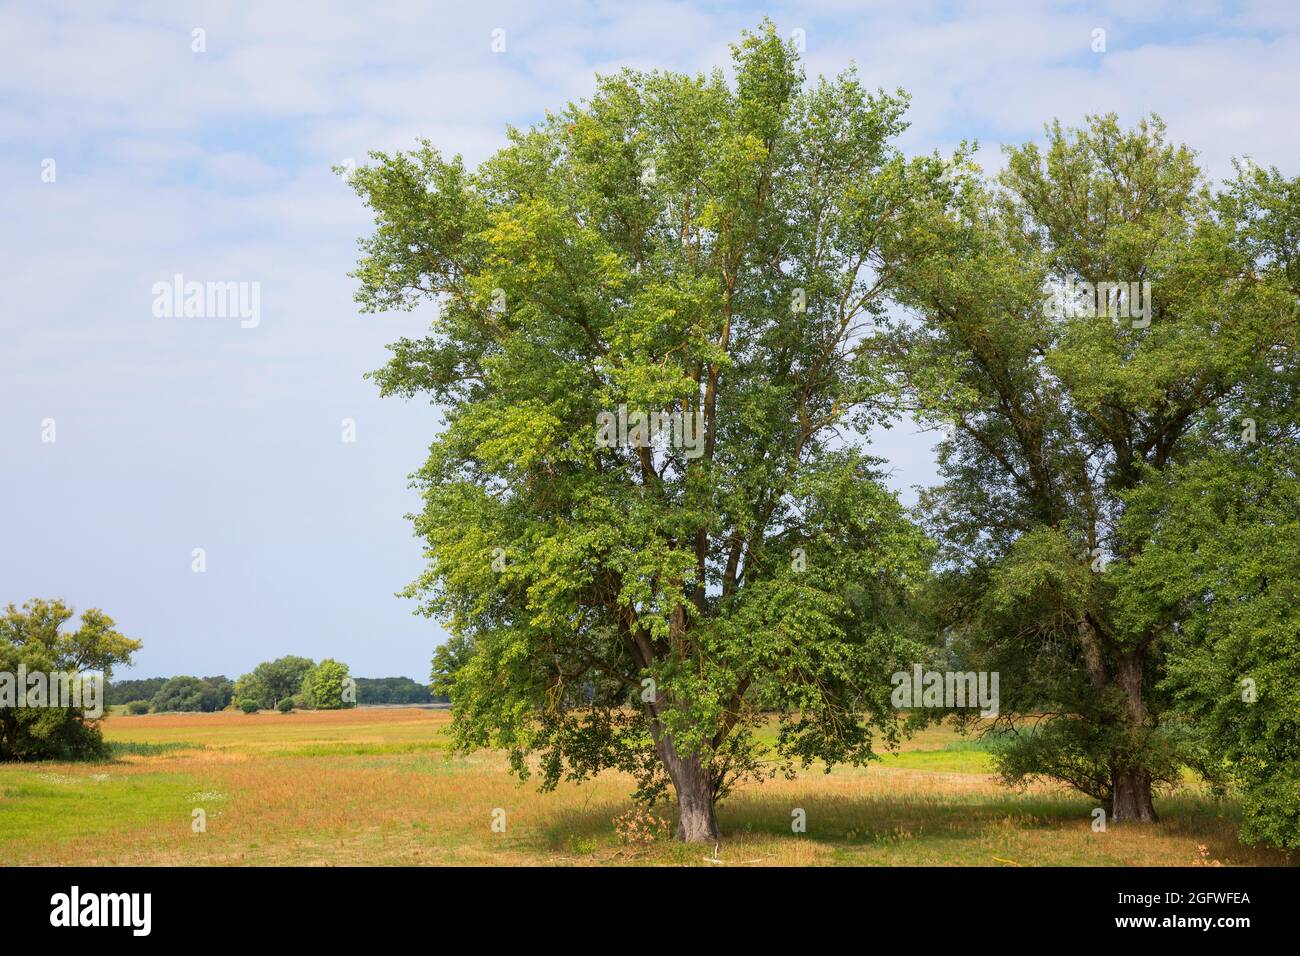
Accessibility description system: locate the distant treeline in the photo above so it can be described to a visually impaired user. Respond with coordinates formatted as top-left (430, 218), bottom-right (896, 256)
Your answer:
top-left (107, 674), bottom-right (440, 709)
top-left (356, 677), bottom-right (438, 705)
top-left (106, 676), bottom-right (232, 710)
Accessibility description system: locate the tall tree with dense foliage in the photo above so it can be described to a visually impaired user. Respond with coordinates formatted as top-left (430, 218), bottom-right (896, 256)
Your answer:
top-left (0, 599), bottom-right (140, 761)
top-left (198, 675), bottom-right (235, 712)
top-left (346, 23), bottom-right (947, 840)
top-left (887, 117), bottom-right (1292, 822)
top-left (1113, 165), bottom-right (1299, 845)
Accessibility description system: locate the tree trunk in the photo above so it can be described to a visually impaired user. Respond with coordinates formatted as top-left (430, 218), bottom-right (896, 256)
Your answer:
top-left (1109, 649), bottom-right (1158, 823)
top-left (645, 603), bottom-right (720, 843)
top-left (1111, 766), bottom-right (1158, 822)
top-left (655, 735), bottom-right (719, 843)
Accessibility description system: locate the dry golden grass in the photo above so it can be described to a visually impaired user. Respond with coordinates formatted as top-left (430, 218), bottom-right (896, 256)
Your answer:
top-left (0, 708), bottom-right (1293, 867)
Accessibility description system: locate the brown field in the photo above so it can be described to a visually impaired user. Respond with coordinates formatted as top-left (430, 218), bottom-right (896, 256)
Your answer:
top-left (0, 707), bottom-right (1293, 866)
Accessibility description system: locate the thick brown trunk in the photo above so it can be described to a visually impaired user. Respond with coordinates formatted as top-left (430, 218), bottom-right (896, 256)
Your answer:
top-left (1111, 766), bottom-right (1158, 822)
top-left (655, 735), bottom-right (719, 843)
top-left (1076, 621), bottom-right (1160, 822)
top-left (646, 602), bottom-right (720, 843)
top-left (1109, 650), bottom-right (1157, 822)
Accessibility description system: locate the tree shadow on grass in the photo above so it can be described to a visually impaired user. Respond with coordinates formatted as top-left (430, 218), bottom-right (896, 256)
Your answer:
top-left (512, 780), bottom-right (1297, 866)
top-left (718, 789), bottom-right (1085, 846)
top-left (1151, 795), bottom-right (1296, 866)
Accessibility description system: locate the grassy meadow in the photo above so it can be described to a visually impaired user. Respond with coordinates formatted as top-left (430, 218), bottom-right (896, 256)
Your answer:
top-left (1, 707), bottom-right (1292, 867)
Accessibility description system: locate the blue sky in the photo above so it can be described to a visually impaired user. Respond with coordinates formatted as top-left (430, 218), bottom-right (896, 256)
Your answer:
top-left (2, 0), bottom-right (1298, 681)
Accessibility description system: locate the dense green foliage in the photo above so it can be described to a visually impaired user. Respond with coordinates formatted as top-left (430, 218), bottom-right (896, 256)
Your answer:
top-left (428, 635), bottom-right (475, 701)
top-left (886, 117), bottom-right (1294, 823)
top-left (342, 22), bottom-right (1297, 845)
top-left (299, 658), bottom-right (354, 710)
top-left (149, 675), bottom-right (233, 713)
top-left (0, 599), bottom-right (140, 761)
top-left (1119, 448), bottom-right (1298, 846)
top-left (234, 656), bottom-right (314, 710)
top-left (149, 676), bottom-right (205, 713)
top-left (356, 676), bottom-right (435, 705)
top-left (1112, 165), bottom-right (1300, 845)
top-left (114, 668), bottom-right (432, 709)
top-left (105, 677), bottom-right (167, 706)
top-left (348, 23), bottom-right (946, 840)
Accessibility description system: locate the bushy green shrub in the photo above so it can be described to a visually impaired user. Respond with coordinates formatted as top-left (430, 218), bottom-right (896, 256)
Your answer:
top-left (299, 659), bottom-right (354, 710)
top-left (238, 698), bottom-right (259, 714)
top-left (1, 599), bottom-right (140, 762)
top-left (125, 700), bottom-right (150, 715)
top-left (276, 697), bottom-right (295, 713)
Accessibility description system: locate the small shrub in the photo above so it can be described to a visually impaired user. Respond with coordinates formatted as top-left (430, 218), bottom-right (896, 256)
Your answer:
top-left (276, 697), bottom-right (295, 714)
top-left (125, 700), bottom-right (150, 715)
top-left (238, 698), bottom-right (259, 714)
top-left (568, 834), bottom-right (598, 855)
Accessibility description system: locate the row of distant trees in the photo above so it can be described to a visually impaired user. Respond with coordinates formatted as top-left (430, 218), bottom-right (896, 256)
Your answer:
top-left (107, 665), bottom-right (437, 714)
top-left (2, 599), bottom-right (444, 760)
top-left (107, 675), bottom-right (233, 713)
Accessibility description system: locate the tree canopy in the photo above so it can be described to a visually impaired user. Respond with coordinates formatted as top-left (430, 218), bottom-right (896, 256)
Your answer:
top-left (0, 599), bottom-right (140, 761)
top-left (884, 115), bottom-right (1295, 822)
top-left (234, 656), bottom-right (314, 710)
top-left (300, 658), bottom-right (354, 710)
top-left (346, 22), bottom-right (1298, 846)
top-left (348, 22), bottom-right (948, 840)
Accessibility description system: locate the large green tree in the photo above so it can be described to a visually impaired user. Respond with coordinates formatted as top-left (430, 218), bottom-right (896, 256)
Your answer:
top-left (0, 599), bottom-right (140, 761)
top-left (887, 117), bottom-right (1292, 822)
top-left (234, 656), bottom-right (314, 710)
top-left (300, 658), bottom-right (354, 710)
top-left (346, 23), bottom-right (946, 840)
top-left (1115, 165), bottom-right (1299, 845)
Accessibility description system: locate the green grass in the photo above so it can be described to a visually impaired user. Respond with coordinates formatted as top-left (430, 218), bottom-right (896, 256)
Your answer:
top-left (879, 748), bottom-right (994, 773)
top-left (0, 769), bottom-right (199, 844)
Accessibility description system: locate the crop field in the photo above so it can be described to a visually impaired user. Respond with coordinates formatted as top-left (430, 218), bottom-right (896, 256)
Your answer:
top-left (0, 708), bottom-right (1291, 867)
